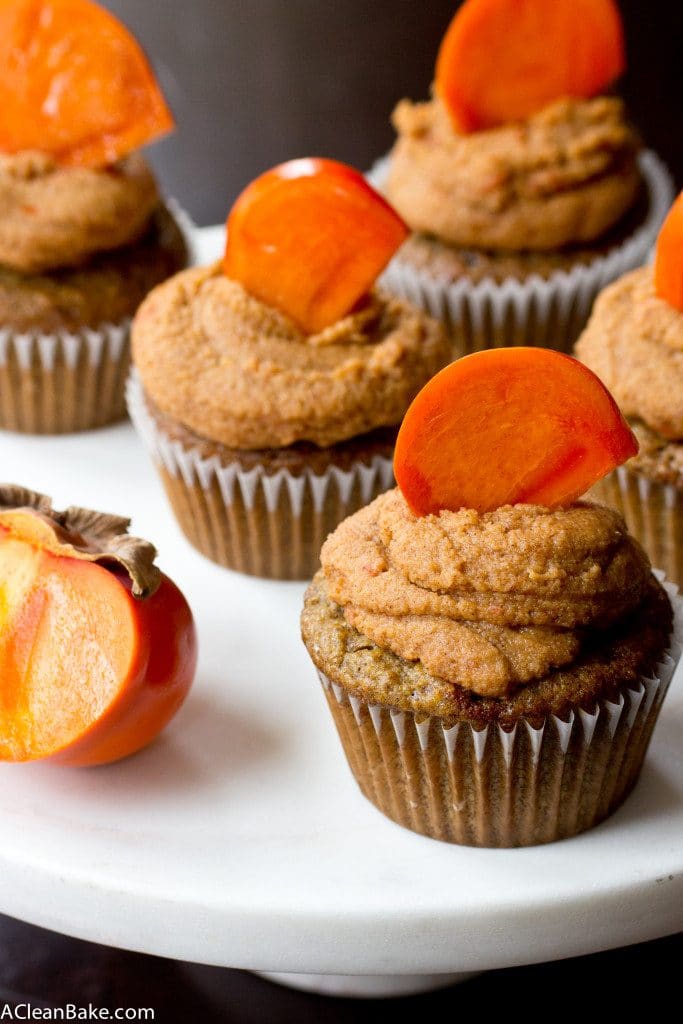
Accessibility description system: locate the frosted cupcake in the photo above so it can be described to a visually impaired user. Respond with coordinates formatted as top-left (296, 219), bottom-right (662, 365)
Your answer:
top-left (129, 158), bottom-right (450, 580)
top-left (373, 0), bottom-right (673, 354)
top-left (576, 192), bottom-right (683, 586)
top-left (302, 349), bottom-right (681, 846)
top-left (0, 0), bottom-right (188, 433)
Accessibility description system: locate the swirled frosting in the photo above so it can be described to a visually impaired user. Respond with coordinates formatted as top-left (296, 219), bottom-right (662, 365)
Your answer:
top-left (576, 266), bottom-right (683, 442)
top-left (132, 263), bottom-right (450, 449)
top-left (319, 490), bottom-right (652, 697)
top-left (386, 95), bottom-right (640, 251)
top-left (0, 151), bottom-right (159, 273)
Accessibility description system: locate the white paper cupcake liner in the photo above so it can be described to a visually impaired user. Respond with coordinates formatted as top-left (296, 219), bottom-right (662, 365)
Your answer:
top-left (127, 371), bottom-right (395, 579)
top-left (590, 466), bottom-right (683, 588)
top-left (368, 150), bottom-right (674, 355)
top-left (0, 319), bottom-right (131, 433)
top-left (318, 576), bottom-right (682, 847)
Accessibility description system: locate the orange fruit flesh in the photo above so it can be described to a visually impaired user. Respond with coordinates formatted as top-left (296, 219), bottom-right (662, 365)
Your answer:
top-left (0, 534), bottom-right (138, 761)
top-left (394, 348), bottom-right (638, 517)
top-left (223, 158), bottom-right (408, 334)
top-left (435, 0), bottom-right (625, 133)
top-left (0, 0), bottom-right (173, 166)
top-left (655, 191), bottom-right (683, 313)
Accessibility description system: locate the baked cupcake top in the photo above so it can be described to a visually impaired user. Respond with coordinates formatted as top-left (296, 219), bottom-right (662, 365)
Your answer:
top-left (305, 489), bottom-right (662, 707)
top-left (575, 267), bottom-right (683, 441)
top-left (0, 151), bottom-right (159, 273)
top-left (134, 157), bottom-right (448, 450)
top-left (387, 96), bottom-right (640, 251)
top-left (303, 348), bottom-right (670, 721)
top-left (132, 263), bottom-right (449, 450)
top-left (0, 0), bottom-right (174, 272)
top-left (576, 192), bottom-right (683, 487)
top-left (385, 0), bottom-right (639, 252)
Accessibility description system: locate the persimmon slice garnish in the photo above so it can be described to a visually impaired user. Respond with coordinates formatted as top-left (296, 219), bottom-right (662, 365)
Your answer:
top-left (0, 0), bottom-right (174, 167)
top-left (0, 489), bottom-right (196, 766)
top-left (655, 192), bottom-right (683, 313)
top-left (435, 0), bottom-right (626, 133)
top-left (223, 158), bottom-right (409, 335)
top-left (394, 349), bottom-right (637, 516)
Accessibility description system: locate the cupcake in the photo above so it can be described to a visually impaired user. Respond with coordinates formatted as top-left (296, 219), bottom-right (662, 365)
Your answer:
top-left (0, 483), bottom-right (196, 766)
top-left (371, 0), bottom-right (673, 355)
top-left (0, 0), bottom-right (189, 433)
top-left (129, 158), bottom-right (450, 580)
top-left (302, 349), bottom-right (681, 846)
top-left (576, 192), bottom-right (683, 587)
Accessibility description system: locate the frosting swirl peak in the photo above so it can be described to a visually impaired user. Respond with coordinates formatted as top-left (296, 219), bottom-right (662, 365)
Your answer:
top-left (0, 151), bottom-right (159, 273)
top-left (132, 264), bottom-right (450, 449)
top-left (320, 490), bottom-right (652, 697)
top-left (576, 266), bottom-right (683, 441)
top-left (386, 95), bottom-right (640, 251)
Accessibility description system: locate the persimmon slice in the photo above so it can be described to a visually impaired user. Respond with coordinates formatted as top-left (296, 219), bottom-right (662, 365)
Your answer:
top-left (435, 0), bottom-right (626, 133)
top-left (394, 348), bottom-right (637, 516)
top-left (0, 0), bottom-right (174, 166)
top-left (0, 499), bottom-right (197, 766)
top-left (223, 158), bottom-right (409, 335)
top-left (655, 191), bottom-right (683, 313)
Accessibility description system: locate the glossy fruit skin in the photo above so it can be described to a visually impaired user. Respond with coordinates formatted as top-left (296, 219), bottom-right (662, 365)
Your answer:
top-left (655, 191), bottom-right (683, 313)
top-left (223, 157), bottom-right (408, 334)
top-left (46, 571), bottom-right (197, 768)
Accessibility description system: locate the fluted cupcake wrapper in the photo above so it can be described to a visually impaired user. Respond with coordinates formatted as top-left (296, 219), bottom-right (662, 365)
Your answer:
top-left (127, 372), bottom-right (395, 580)
top-left (0, 320), bottom-right (131, 434)
top-left (590, 467), bottom-right (683, 589)
top-left (368, 150), bottom-right (674, 356)
top-left (318, 577), bottom-right (682, 847)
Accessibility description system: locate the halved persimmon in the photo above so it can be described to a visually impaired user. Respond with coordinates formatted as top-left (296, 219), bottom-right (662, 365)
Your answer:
top-left (435, 0), bottom-right (626, 133)
top-left (223, 158), bottom-right (409, 335)
top-left (0, 488), bottom-right (197, 766)
top-left (655, 191), bottom-right (683, 313)
top-left (0, 0), bottom-right (174, 166)
top-left (393, 348), bottom-right (637, 516)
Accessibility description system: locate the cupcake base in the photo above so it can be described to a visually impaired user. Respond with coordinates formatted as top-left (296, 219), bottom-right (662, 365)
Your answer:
top-left (590, 467), bottom-right (683, 589)
top-left (310, 576), bottom-right (681, 848)
top-left (0, 321), bottom-right (130, 433)
top-left (318, 652), bottom-right (676, 847)
top-left (127, 373), bottom-right (396, 580)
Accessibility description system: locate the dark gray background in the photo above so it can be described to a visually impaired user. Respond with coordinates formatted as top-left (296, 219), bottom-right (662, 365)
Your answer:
top-left (103, 0), bottom-right (683, 225)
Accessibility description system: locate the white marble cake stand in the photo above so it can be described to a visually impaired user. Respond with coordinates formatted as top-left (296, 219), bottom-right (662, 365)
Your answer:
top-left (0, 228), bottom-right (680, 999)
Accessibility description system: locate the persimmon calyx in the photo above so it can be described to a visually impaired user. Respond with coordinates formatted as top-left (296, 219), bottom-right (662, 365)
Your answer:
top-left (0, 484), bottom-right (160, 597)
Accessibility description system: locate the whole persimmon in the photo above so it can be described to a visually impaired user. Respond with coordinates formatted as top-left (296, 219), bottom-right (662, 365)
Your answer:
top-left (0, 485), bottom-right (197, 767)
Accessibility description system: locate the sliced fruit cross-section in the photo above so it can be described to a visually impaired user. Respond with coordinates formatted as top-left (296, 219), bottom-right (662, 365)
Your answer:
top-left (223, 157), bottom-right (408, 335)
top-left (0, 0), bottom-right (173, 166)
top-left (393, 348), bottom-right (637, 516)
